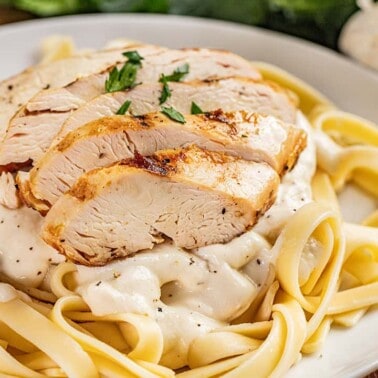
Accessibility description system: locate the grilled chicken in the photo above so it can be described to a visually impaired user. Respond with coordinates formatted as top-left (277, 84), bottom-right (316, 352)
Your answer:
top-left (0, 49), bottom-right (261, 169)
top-left (0, 44), bottom-right (150, 143)
top-left (0, 172), bottom-right (20, 209)
top-left (42, 146), bottom-right (279, 265)
top-left (56, 77), bottom-right (297, 143)
top-left (25, 111), bottom-right (306, 209)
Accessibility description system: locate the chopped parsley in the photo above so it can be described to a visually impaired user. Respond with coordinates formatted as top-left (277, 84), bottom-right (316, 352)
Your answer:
top-left (160, 63), bottom-right (189, 82)
top-left (159, 82), bottom-right (171, 105)
top-left (191, 101), bottom-right (204, 115)
top-left (158, 63), bottom-right (189, 104)
top-left (105, 50), bottom-right (143, 93)
top-left (116, 100), bottom-right (132, 115)
top-left (161, 106), bottom-right (186, 124)
top-left (122, 50), bottom-right (144, 65)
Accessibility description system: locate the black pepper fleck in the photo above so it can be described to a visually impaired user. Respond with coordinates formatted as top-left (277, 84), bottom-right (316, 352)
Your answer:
top-left (221, 208), bottom-right (226, 214)
top-left (7, 85), bottom-right (13, 91)
top-left (197, 324), bottom-right (201, 327)
top-left (16, 259), bottom-right (20, 263)
top-left (29, 247), bottom-right (33, 251)
top-left (189, 257), bottom-right (195, 266)
top-left (95, 281), bottom-right (102, 286)
top-left (157, 307), bottom-right (163, 312)
top-left (17, 225), bottom-right (20, 228)
top-left (256, 259), bottom-right (261, 265)
top-left (37, 271), bottom-right (42, 275)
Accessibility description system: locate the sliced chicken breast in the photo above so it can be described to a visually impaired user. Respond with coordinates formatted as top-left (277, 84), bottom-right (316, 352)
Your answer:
top-left (0, 49), bottom-right (261, 169)
top-left (0, 44), bottom-right (150, 142)
top-left (0, 172), bottom-right (20, 209)
top-left (42, 146), bottom-right (279, 265)
top-left (56, 77), bottom-right (297, 144)
top-left (26, 111), bottom-right (306, 209)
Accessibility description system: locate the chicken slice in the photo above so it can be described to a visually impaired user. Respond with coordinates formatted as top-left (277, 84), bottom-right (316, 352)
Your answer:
top-left (42, 146), bottom-right (279, 266)
top-left (0, 172), bottom-right (20, 209)
top-left (56, 77), bottom-right (297, 144)
top-left (0, 49), bottom-right (261, 169)
top-left (26, 111), bottom-right (306, 209)
top-left (0, 44), bottom-right (151, 143)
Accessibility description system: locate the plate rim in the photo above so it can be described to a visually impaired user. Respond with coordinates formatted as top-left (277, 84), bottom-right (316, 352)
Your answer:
top-left (0, 12), bottom-right (377, 83)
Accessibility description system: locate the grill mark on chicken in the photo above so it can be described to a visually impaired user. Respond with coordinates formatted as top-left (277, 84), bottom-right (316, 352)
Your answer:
top-left (0, 160), bottom-right (32, 174)
top-left (124, 151), bottom-right (174, 176)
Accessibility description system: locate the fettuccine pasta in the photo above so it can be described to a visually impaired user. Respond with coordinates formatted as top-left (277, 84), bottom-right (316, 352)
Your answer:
top-left (0, 40), bottom-right (377, 378)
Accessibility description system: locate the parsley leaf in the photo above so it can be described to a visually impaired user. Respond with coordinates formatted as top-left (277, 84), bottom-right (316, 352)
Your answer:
top-left (159, 82), bottom-right (171, 104)
top-left (122, 50), bottom-right (144, 65)
top-left (105, 50), bottom-right (143, 93)
top-left (159, 63), bottom-right (190, 83)
top-left (116, 100), bottom-right (132, 115)
top-left (105, 63), bottom-right (138, 92)
top-left (158, 63), bottom-right (189, 104)
top-left (191, 102), bottom-right (204, 115)
top-left (161, 106), bottom-right (186, 124)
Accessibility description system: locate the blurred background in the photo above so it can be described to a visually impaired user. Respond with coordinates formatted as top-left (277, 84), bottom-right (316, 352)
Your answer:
top-left (1, 0), bottom-right (378, 71)
top-left (0, 0), bottom-right (369, 49)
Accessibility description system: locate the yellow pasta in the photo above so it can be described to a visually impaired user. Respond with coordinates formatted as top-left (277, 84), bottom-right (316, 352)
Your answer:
top-left (0, 57), bottom-right (377, 378)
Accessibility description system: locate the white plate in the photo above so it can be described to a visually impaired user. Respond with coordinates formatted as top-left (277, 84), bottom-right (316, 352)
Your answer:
top-left (0, 14), bottom-right (377, 378)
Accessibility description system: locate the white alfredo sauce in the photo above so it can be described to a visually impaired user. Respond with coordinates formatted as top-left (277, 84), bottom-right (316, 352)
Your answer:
top-left (254, 111), bottom-right (317, 239)
top-left (0, 204), bottom-right (64, 288)
top-left (75, 233), bottom-right (271, 368)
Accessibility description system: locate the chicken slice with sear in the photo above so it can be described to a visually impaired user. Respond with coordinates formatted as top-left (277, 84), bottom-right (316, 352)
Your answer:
top-left (42, 146), bottom-right (279, 266)
top-left (25, 110), bottom-right (306, 211)
top-left (0, 49), bottom-right (261, 169)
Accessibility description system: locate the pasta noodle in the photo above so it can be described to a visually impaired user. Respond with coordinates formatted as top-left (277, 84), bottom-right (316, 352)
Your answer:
top-left (0, 46), bottom-right (377, 378)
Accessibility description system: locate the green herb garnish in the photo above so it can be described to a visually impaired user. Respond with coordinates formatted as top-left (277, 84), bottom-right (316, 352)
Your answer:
top-left (191, 101), bottom-right (204, 115)
top-left (122, 51), bottom-right (144, 65)
top-left (160, 63), bottom-right (189, 83)
top-left (159, 82), bottom-right (171, 104)
top-left (116, 100), bottom-right (132, 115)
top-left (158, 63), bottom-right (189, 104)
top-left (161, 106), bottom-right (186, 124)
top-left (105, 50), bottom-right (143, 93)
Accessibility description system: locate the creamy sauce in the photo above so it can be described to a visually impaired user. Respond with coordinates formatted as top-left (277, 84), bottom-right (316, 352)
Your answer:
top-left (298, 237), bottom-right (323, 286)
top-left (0, 172), bottom-right (20, 209)
top-left (0, 205), bottom-right (64, 287)
top-left (254, 111), bottom-right (317, 238)
top-left (75, 240), bottom-right (264, 368)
